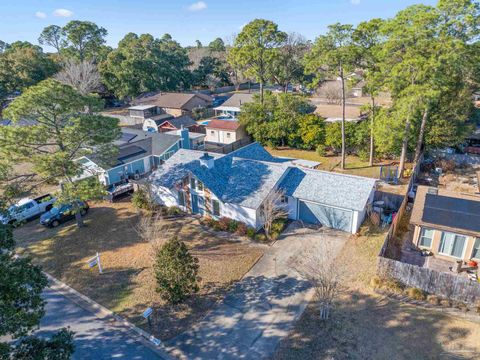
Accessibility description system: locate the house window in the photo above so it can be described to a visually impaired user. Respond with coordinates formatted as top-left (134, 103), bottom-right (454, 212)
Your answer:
top-left (212, 200), bottom-right (220, 216)
top-left (439, 232), bottom-right (466, 258)
top-left (197, 181), bottom-right (203, 191)
top-left (182, 177), bottom-right (189, 187)
top-left (419, 228), bottom-right (434, 248)
top-left (226, 132), bottom-right (231, 138)
top-left (178, 190), bottom-right (185, 206)
top-left (190, 177), bottom-right (196, 190)
top-left (472, 238), bottom-right (480, 259)
top-left (210, 131), bottom-right (215, 135)
top-left (280, 195), bottom-right (288, 204)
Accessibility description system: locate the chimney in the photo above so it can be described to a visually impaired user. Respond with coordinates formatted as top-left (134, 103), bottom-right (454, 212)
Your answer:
top-left (199, 152), bottom-right (214, 169)
top-left (180, 125), bottom-right (190, 150)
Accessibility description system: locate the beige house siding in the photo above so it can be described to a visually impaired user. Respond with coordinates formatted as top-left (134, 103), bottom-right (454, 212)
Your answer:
top-left (413, 225), bottom-right (478, 262)
top-left (163, 108), bottom-right (184, 117)
top-left (205, 127), bottom-right (247, 144)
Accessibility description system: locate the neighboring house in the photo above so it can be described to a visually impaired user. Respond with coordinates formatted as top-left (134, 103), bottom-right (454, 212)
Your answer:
top-left (149, 143), bottom-right (376, 233)
top-left (142, 114), bottom-right (175, 132)
top-left (411, 186), bottom-right (480, 263)
top-left (205, 119), bottom-right (247, 145)
top-left (156, 115), bottom-right (204, 133)
top-left (315, 103), bottom-right (365, 123)
top-left (135, 92), bottom-right (212, 117)
top-left (77, 127), bottom-right (191, 186)
top-left (213, 93), bottom-right (254, 118)
top-left (128, 105), bottom-right (162, 119)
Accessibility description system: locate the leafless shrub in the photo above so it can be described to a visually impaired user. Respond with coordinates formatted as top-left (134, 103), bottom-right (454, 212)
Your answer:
top-left (55, 59), bottom-right (101, 95)
top-left (322, 81), bottom-right (343, 105)
top-left (135, 213), bottom-right (169, 257)
top-left (259, 188), bottom-right (288, 240)
top-left (290, 237), bottom-right (344, 320)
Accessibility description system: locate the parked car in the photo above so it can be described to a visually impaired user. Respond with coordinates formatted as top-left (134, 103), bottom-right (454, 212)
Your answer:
top-left (40, 201), bottom-right (89, 228)
top-left (0, 194), bottom-right (56, 225)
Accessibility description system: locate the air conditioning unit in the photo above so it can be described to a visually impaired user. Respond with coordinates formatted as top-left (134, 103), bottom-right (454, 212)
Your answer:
top-left (134, 173), bottom-right (140, 180)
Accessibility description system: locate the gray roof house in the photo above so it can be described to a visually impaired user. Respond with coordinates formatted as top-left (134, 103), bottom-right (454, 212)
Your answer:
top-left (76, 128), bottom-right (187, 186)
top-left (149, 142), bottom-right (376, 233)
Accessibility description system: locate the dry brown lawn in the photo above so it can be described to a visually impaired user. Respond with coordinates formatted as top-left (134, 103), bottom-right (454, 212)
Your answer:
top-left (14, 199), bottom-right (265, 340)
top-left (274, 224), bottom-right (480, 360)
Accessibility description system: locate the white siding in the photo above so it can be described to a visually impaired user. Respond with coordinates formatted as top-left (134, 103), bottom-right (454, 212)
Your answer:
top-left (221, 203), bottom-right (257, 228)
top-left (152, 185), bottom-right (179, 207)
top-left (143, 157), bottom-right (152, 173)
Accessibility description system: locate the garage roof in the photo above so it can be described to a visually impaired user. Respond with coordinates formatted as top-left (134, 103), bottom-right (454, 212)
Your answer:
top-left (279, 167), bottom-right (376, 211)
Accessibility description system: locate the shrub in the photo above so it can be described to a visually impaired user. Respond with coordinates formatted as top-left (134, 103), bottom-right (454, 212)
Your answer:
top-left (255, 233), bottom-right (267, 242)
top-left (246, 227), bottom-right (256, 239)
top-left (167, 206), bottom-right (182, 216)
top-left (202, 217), bottom-right (215, 227)
top-left (406, 287), bottom-right (427, 301)
top-left (132, 188), bottom-right (155, 210)
top-left (427, 295), bottom-right (440, 306)
top-left (153, 237), bottom-right (200, 304)
top-left (228, 219), bottom-right (239, 233)
top-left (215, 217), bottom-right (231, 231)
top-left (316, 145), bottom-right (326, 157)
top-left (235, 222), bottom-right (248, 236)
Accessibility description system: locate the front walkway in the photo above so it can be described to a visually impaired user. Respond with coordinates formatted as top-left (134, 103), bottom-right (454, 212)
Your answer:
top-left (166, 222), bottom-right (349, 359)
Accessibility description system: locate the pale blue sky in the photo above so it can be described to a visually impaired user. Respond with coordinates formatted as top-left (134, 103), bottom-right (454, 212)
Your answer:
top-left (0, 0), bottom-right (437, 50)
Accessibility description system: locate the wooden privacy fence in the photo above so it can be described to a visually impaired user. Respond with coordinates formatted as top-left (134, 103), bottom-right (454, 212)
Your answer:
top-left (378, 257), bottom-right (480, 305)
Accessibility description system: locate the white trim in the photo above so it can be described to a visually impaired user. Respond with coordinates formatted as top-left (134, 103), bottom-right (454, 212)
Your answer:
top-left (438, 231), bottom-right (468, 259)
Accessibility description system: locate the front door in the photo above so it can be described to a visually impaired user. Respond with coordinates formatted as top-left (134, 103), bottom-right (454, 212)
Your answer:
top-left (191, 194), bottom-right (199, 214)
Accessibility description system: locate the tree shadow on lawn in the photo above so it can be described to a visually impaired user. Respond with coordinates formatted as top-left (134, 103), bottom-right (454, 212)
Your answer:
top-left (275, 290), bottom-right (480, 360)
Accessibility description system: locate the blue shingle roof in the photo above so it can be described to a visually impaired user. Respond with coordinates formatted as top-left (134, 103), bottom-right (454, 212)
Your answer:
top-left (150, 142), bottom-right (376, 211)
top-left (279, 167), bottom-right (376, 211)
top-left (150, 149), bottom-right (288, 209)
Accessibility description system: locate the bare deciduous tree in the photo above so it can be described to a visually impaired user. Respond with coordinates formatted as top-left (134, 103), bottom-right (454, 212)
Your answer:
top-left (290, 237), bottom-right (344, 320)
top-left (135, 213), bottom-right (169, 258)
top-left (259, 188), bottom-right (288, 240)
top-left (54, 59), bottom-right (101, 95)
top-left (321, 81), bottom-right (343, 105)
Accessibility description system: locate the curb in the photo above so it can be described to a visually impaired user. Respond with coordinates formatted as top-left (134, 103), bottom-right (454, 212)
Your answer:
top-left (44, 272), bottom-right (176, 360)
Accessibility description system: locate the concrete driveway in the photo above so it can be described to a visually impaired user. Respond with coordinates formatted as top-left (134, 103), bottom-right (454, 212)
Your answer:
top-left (167, 222), bottom-right (349, 360)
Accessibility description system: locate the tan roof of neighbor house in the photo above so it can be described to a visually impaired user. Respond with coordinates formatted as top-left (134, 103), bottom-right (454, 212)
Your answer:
top-left (315, 104), bottom-right (363, 121)
top-left (206, 119), bottom-right (241, 131)
top-left (411, 185), bottom-right (480, 237)
top-left (135, 92), bottom-right (212, 110)
top-left (219, 93), bottom-right (254, 109)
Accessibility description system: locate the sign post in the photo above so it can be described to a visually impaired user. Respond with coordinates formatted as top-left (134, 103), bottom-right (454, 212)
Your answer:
top-left (87, 252), bottom-right (103, 274)
top-left (142, 307), bottom-right (153, 330)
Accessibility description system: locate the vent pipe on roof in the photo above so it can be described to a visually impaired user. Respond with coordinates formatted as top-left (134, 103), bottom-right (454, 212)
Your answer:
top-left (200, 152), bottom-right (214, 169)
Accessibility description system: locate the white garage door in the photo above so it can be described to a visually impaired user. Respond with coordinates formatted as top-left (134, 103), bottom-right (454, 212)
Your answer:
top-left (298, 200), bottom-right (352, 232)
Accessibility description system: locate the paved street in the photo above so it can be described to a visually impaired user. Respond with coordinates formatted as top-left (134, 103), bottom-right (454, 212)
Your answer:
top-left (167, 223), bottom-right (349, 359)
top-left (38, 287), bottom-right (163, 360)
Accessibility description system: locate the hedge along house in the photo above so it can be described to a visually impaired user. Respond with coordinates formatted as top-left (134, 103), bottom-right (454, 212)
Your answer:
top-left (148, 143), bottom-right (376, 233)
top-left (76, 127), bottom-right (191, 186)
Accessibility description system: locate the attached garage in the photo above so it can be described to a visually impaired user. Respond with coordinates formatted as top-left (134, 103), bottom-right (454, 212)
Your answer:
top-left (298, 200), bottom-right (353, 232)
top-left (280, 167), bottom-right (376, 234)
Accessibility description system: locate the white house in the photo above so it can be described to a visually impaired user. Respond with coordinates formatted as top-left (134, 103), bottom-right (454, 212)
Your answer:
top-left (148, 143), bottom-right (376, 233)
top-left (213, 93), bottom-right (254, 118)
top-left (205, 119), bottom-right (247, 145)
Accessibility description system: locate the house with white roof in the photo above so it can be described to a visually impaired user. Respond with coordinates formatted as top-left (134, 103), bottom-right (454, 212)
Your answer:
top-left (148, 143), bottom-right (376, 233)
